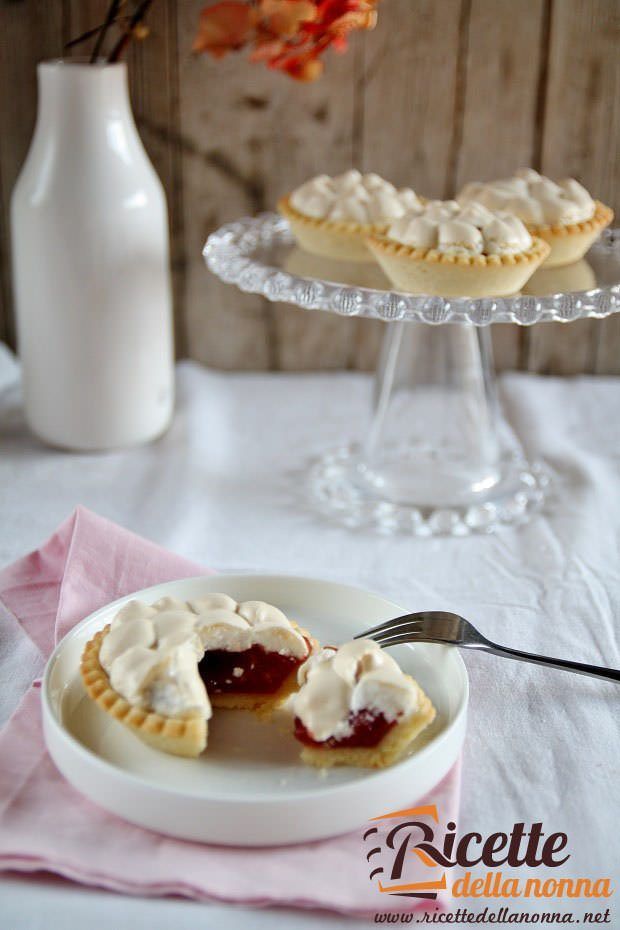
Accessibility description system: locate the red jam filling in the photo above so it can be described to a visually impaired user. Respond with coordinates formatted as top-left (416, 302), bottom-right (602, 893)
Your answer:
top-left (199, 642), bottom-right (307, 695)
top-left (294, 708), bottom-right (397, 749)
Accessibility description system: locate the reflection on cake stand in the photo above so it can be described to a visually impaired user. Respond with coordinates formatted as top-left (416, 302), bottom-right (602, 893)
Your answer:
top-left (283, 246), bottom-right (393, 291)
top-left (204, 217), bottom-right (620, 536)
top-left (523, 259), bottom-right (596, 296)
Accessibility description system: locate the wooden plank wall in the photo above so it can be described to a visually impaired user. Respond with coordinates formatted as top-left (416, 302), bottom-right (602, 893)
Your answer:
top-left (1, 0), bottom-right (619, 373)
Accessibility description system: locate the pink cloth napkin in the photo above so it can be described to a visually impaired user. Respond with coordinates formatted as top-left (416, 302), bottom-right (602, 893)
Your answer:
top-left (0, 507), bottom-right (461, 916)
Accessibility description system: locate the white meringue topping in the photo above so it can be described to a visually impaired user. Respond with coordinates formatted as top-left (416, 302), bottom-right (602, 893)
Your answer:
top-left (197, 600), bottom-right (308, 658)
top-left (290, 170), bottom-right (422, 225)
top-left (386, 200), bottom-right (532, 256)
top-left (291, 640), bottom-right (419, 742)
top-left (458, 169), bottom-right (595, 226)
top-left (99, 595), bottom-right (309, 719)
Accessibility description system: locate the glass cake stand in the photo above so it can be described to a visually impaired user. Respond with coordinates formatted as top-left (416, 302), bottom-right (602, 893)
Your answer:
top-left (204, 217), bottom-right (620, 536)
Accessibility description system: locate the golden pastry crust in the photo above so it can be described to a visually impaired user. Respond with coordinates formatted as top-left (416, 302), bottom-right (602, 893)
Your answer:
top-left (299, 680), bottom-right (436, 769)
top-left (525, 201), bottom-right (613, 268)
top-left (80, 627), bottom-right (208, 758)
top-left (365, 232), bottom-right (550, 297)
top-left (208, 626), bottom-right (319, 719)
top-left (278, 195), bottom-right (379, 263)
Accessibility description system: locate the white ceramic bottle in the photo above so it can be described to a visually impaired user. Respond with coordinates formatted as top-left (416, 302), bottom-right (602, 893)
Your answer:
top-left (11, 60), bottom-right (174, 450)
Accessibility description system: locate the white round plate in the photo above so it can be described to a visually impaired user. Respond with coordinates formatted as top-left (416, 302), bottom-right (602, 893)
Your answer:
top-left (43, 574), bottom-right (468, 846)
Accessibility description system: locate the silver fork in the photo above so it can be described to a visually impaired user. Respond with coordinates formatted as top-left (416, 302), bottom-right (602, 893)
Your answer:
top-left (356, 611), bottom-right (620, 683)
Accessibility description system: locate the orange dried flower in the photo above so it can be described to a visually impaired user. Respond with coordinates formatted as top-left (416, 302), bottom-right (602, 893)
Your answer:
top-left (194, 0), bottom-right (380, 80)
top-left (193, 2), bottom-right (258, 57)
top-left (260, 0), bottom-right (318, 38)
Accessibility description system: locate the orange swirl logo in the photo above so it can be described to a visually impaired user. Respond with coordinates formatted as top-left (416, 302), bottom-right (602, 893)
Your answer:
top-left (363, 806), bottom-right (614, 904)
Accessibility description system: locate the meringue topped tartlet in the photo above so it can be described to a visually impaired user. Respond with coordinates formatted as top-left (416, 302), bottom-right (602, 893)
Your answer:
top-left (366, 199), bottom-right (550, 297)
top-left (278, 170), bottom-right (423, 262)
top-left (81, 597), bottom-right (211, 757)
top-left (81, 595), bottom-right (315, 757)
top-left (290, 640), bottom-right (435, 768)
top-left (458, 169), bottom-right (613, 268)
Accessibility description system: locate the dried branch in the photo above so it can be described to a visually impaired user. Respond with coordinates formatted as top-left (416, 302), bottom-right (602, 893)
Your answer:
top-left (91, 0), bottom-right (123, 63)
top-left (65, 22), bottom-right (109, 51)
top-left (107, 0), bottom-right (155, 63)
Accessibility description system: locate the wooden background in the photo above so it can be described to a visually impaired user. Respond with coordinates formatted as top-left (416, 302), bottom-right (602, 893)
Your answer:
top-left (1, 0), bottom-right (619, 374)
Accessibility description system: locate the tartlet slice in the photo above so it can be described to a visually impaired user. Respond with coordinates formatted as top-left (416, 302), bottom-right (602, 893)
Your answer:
top-left (366, 200), bottom-right (550, 297)
top-left (295, 682), bottom-right (436, 769)
top-left (81, 626), bottom-right (208, 758)
top-left (290, 640), bottom-right (436, 769)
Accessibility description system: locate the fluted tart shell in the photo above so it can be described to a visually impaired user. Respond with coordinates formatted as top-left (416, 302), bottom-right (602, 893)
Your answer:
top-left (365, 232), bottom-right (551, 297)
top-left (278, 194), bottom-right (383, 263)
top-left (524, 201), bottom-right (613, 268)
top-left (81, 626), bottom-right (208, 758)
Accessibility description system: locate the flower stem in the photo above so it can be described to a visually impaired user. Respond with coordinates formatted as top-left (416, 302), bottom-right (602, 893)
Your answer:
top-left (91, 0), bottom-right (123, 63)
top-left (107, 0), bottom-right (155, 63)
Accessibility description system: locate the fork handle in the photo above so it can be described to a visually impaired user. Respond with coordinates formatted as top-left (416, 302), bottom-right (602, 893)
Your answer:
top-left (477, 640), bottom-right (620, 683)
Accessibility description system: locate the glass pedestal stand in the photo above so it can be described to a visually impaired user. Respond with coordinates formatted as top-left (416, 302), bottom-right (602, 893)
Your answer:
top-left (204, 216), bottom-right (620, 536)
top-left (309, 322), bottom-right (548, 534)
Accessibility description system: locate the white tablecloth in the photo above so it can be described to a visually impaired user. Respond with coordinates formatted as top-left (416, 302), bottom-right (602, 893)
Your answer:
top-left (1, 345), bottom-right (619, 928)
